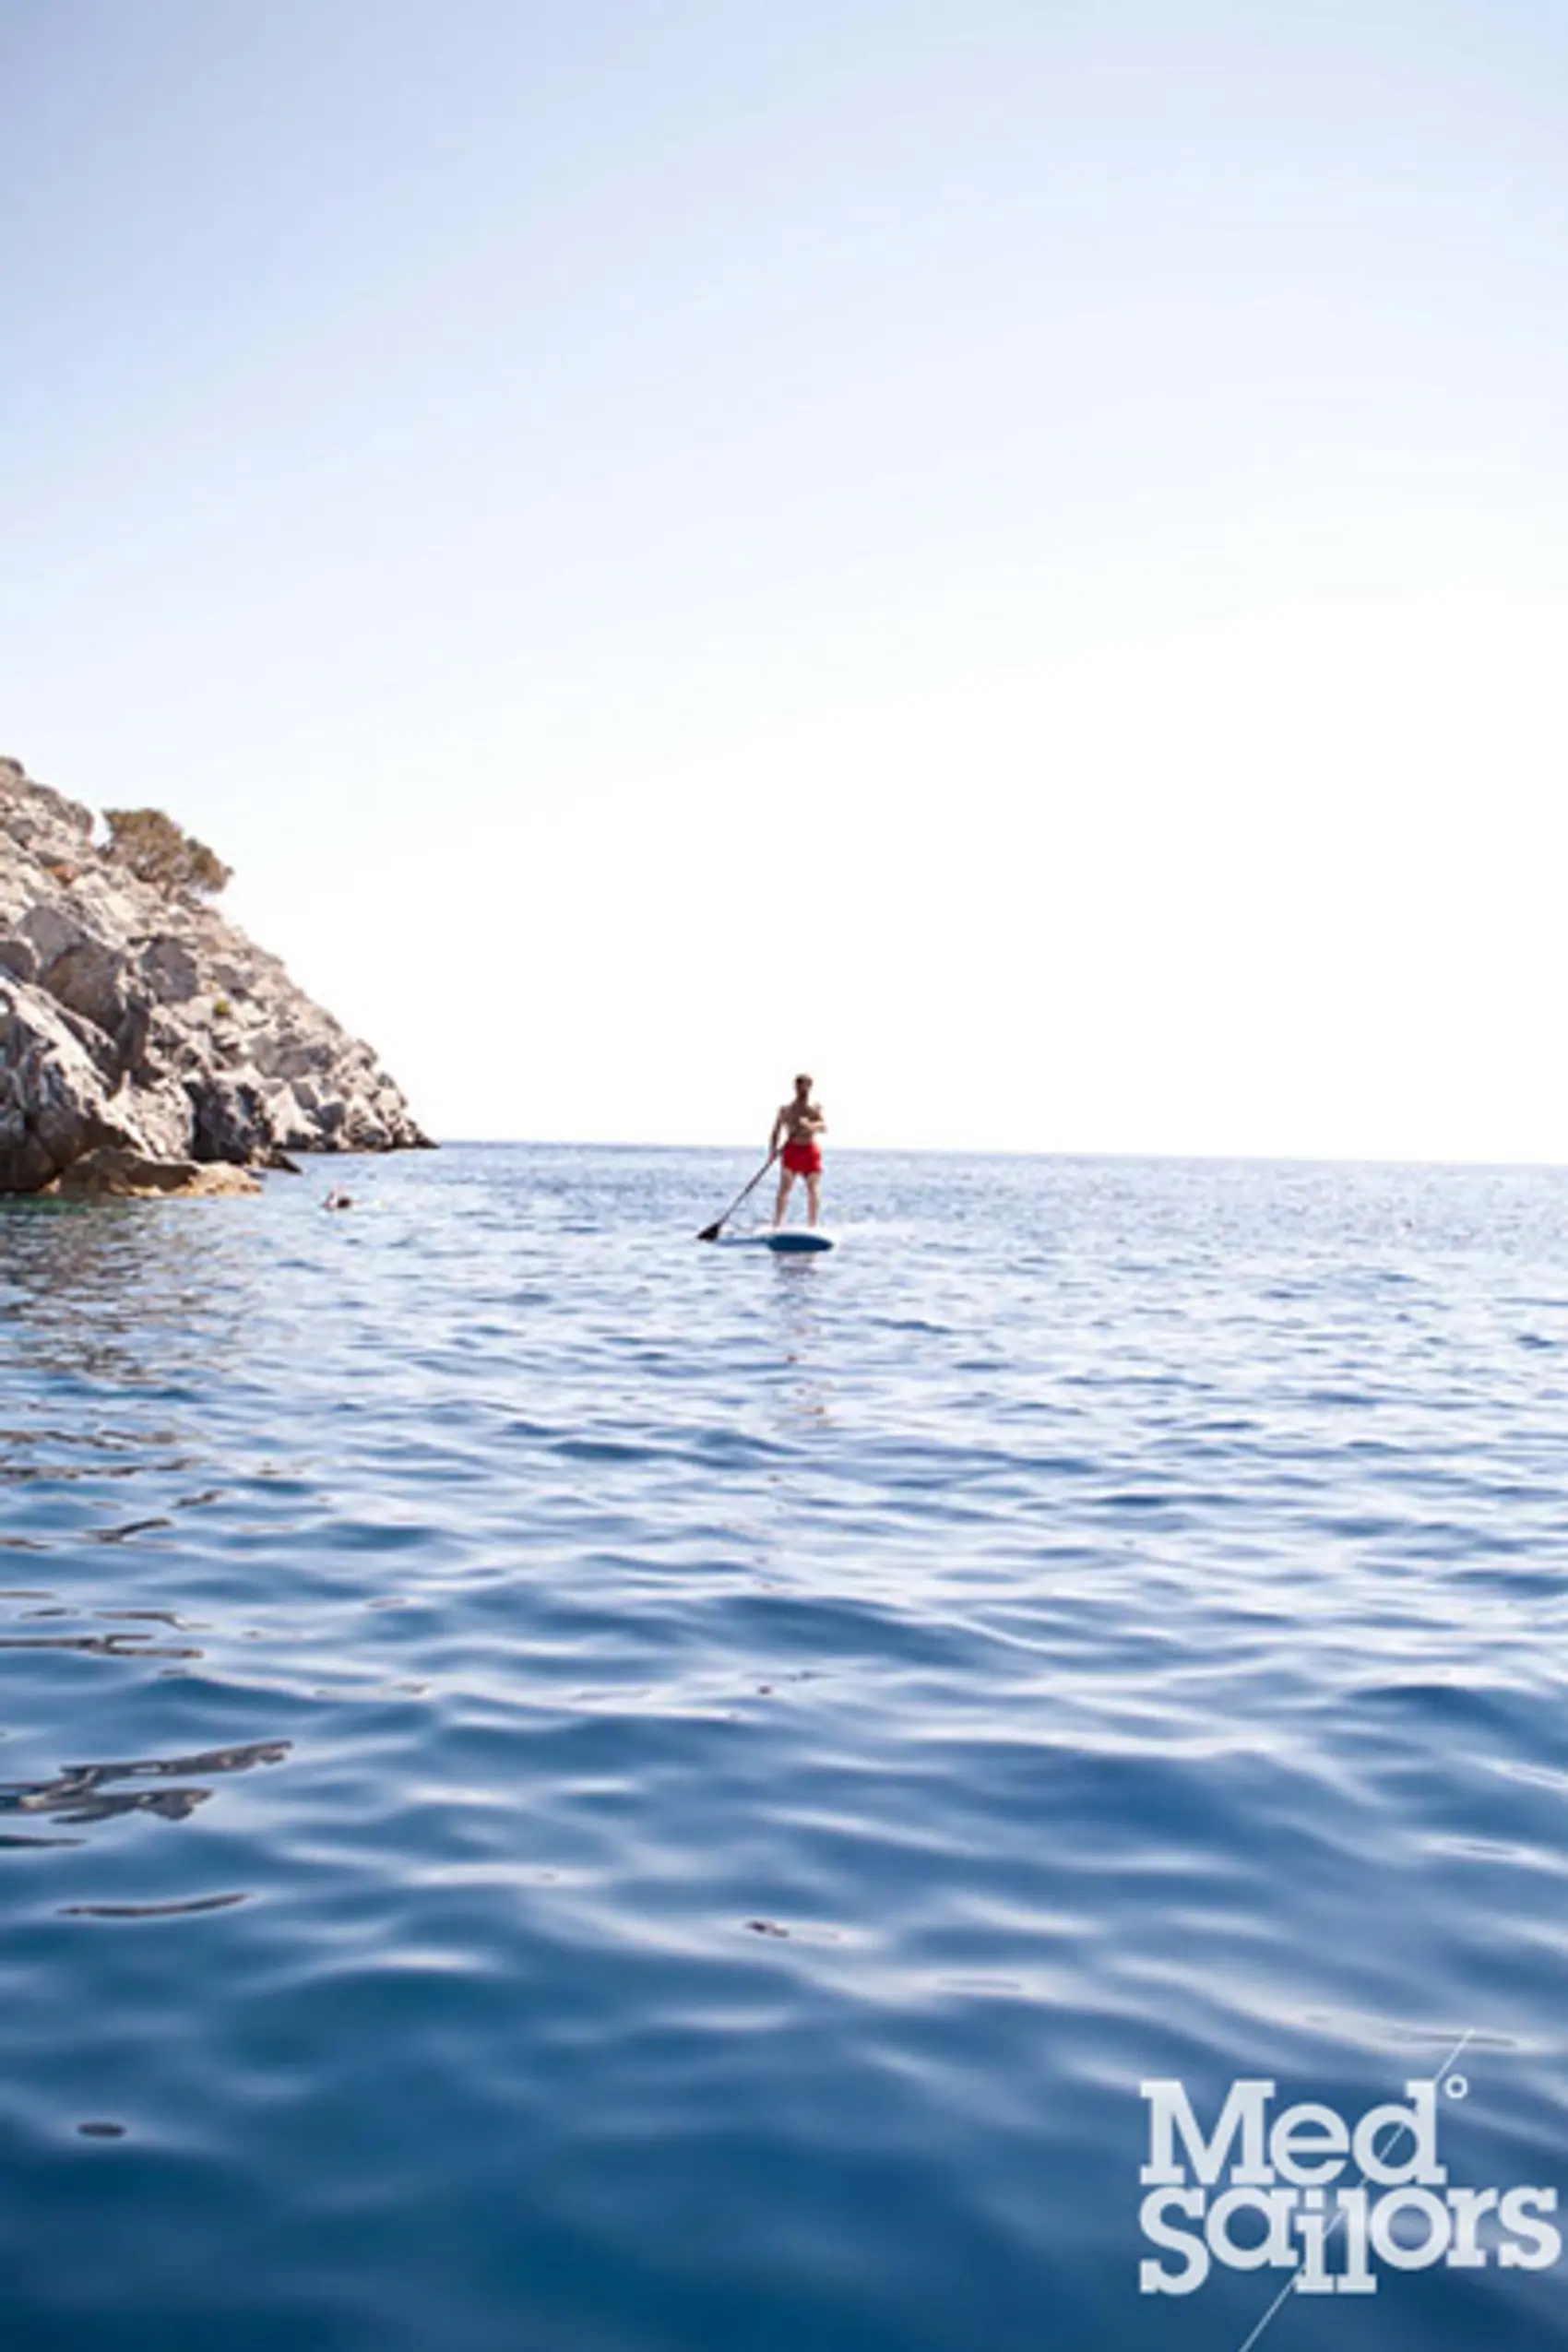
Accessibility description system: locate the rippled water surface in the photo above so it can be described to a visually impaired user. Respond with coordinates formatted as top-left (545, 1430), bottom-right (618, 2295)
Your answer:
top-left (3, 1146), bottom-right (1567, 2350)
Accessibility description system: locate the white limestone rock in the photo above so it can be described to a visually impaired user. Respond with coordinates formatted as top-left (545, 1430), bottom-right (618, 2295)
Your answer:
top-left (0, 756), bottom-right (430, 1193)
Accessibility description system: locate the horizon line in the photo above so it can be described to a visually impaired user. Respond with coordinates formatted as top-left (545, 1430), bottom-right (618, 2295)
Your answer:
top-left (421, 1138), bottom-right (1568, 1174)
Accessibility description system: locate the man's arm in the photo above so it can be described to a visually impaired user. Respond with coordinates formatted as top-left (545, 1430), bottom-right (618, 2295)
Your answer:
top-left (769, 1106), bottom-right (787, 1151)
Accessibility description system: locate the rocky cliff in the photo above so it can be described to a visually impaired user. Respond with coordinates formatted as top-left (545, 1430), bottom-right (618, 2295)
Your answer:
top-left (0, 758), bottom-right (430, 1193)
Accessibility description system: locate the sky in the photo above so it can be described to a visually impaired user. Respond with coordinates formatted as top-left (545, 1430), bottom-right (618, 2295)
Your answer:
top-left (2, 0), bottom-right (1565, 1158)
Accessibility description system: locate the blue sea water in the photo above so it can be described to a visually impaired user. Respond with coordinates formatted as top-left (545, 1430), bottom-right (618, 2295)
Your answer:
top-left (2, 1144), bottom-right (1566, 2352)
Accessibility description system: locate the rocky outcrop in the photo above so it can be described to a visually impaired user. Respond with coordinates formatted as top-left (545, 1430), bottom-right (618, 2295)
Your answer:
top-left (0, 757), bottom-right (429, 1194)
top-left (0, 974), bottom-right (189, 1191)
top-left (44, 1146), bottom-right (263, 1199)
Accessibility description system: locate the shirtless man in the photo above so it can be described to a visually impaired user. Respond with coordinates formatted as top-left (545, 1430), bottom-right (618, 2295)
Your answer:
top-left (771, 1075), bottom-right (826, 1228)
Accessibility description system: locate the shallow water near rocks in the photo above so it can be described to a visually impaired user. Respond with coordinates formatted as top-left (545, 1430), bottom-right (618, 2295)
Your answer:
top-left (2, 1144), bottom-right (1565, 2350)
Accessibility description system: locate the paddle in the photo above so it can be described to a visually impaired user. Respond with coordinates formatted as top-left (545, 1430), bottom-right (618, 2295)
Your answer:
top-left (697, 1148), bottom-right (778, 1242)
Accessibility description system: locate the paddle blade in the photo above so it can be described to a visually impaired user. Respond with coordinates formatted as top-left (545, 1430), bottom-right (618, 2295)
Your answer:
top-left (696, 1223), bottom-right (721, 1242)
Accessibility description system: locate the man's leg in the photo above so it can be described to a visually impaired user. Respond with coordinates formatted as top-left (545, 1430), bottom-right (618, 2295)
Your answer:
top-left (805, 1171), bottom-right (821, 1226)
top-left (775, 1167), bottom-right (795, 1227)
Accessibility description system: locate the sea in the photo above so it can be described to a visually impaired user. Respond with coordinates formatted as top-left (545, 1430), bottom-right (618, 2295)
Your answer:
top-left (1, 1143), bottom-right (1565, 2351)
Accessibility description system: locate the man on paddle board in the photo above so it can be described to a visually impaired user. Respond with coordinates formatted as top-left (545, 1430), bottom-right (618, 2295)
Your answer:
top-left (771, 1075), bottom-right (826, 1228)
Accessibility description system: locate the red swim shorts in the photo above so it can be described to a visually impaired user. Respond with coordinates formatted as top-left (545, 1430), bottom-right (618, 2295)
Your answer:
top-left (781, 1139), bottom-right (822, 1178)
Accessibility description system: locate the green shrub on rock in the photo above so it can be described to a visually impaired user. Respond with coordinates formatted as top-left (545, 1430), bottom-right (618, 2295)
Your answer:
top-left (102, 807), bottom-right (232, 900)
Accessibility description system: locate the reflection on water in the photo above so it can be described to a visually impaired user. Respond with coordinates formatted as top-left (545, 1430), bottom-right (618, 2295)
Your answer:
top-left (0, 1627), bottom-right (199, 1657)
top-left (770, 1253), bottom-right (837, 1425)
top-left (0, 1739), bottom-right (291, 1829)
top-left (0, 1426), bottom-right (193, 1484)
top-left (0, 1195), bottom-right (259, 1384)
top-left (62, 1890), bottom-right (252, 1919)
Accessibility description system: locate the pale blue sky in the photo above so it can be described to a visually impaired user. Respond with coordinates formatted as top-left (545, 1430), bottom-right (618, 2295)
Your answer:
top-left (4, 2), bottom-right (1565, 1154)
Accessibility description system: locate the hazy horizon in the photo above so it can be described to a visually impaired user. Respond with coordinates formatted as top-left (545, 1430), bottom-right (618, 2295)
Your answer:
top-left (6, 1), bottom-right (1565, 1162)
top-left (408, 1134), bottom-right (1568, 1174)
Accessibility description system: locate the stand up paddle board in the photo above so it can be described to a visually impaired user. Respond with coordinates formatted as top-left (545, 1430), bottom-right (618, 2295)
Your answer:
top-left (766, 1229), bottom-right (835, 1253)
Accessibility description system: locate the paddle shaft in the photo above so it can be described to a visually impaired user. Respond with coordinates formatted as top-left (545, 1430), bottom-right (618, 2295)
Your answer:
top-left (697, 1147), bottom-right (778, 1241)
